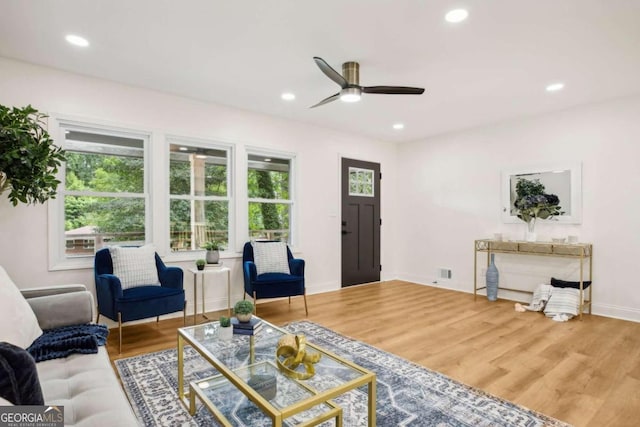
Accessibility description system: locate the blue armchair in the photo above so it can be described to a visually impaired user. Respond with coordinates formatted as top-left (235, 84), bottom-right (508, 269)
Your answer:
top-left (242, 242), bottom-right (308, 315)
top-left (94, 248), bottom-right (186, 353)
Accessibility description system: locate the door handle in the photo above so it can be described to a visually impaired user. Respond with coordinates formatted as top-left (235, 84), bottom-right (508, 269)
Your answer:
top-left (342, 230), bottom-right (352, 235)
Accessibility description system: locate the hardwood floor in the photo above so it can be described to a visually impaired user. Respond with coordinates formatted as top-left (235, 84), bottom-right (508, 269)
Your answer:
top-left (107, 281), bottom-right (640, 427)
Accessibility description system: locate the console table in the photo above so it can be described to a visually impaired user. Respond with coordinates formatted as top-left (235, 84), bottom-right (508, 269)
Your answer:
top-left (473, 239), bottom-right (593, 318)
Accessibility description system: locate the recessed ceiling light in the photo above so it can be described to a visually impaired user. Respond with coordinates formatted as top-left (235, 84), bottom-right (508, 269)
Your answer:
top-left (546, 82), bottom-right (565, 92)
top-left (264, 158), bottom-right (272, 162)
top-left (393, 123), bottom-right (405, 130)
top-left (445, 9), bottom-right (469, 23)
top-left (195, 154), bottom-right (207, 159)
top-left (65, 34), bottom-right (89, 47)
top-left (178, 147), bottom-right (188, 151)
top-left (281, 92), bottom-right (296, 101)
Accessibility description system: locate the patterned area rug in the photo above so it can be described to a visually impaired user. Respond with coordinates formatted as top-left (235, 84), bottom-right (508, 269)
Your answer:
top-left (115, 321), bottom-right (570, 427)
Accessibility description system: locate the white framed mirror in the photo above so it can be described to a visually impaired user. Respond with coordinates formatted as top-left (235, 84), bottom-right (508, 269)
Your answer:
top-left (501, 163), bottom-right (582, 224)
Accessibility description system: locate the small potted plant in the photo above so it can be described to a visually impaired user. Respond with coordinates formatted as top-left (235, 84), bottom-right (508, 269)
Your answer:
top-left (234, 300), bottom-right (254, 323)
top-left (218, 316), bottom-right (232, 340)
top-left (195, 259), bottom-right (206, 271)
top-left (202, 241), bottom-right (223, 264)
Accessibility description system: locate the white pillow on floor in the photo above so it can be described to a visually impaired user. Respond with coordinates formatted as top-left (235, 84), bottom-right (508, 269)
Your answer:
top-left (0, 266), bottom-right (43, 348)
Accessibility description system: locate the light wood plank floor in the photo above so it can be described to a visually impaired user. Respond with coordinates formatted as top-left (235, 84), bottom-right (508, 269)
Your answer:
top-left (107, 281), bottom-right (640, 427)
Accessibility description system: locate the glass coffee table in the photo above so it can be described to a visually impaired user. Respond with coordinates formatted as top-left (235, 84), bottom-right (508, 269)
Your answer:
top-left (177, 318), bottom-right (376, 426)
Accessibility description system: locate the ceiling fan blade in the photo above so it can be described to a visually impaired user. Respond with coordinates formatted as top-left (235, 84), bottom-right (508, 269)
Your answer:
top-left (362, 86), bottom-right (425, 95)
top-left (310, 93), bottom-right (340, 108)
top-left (313, 57), bottom-right (348, 88)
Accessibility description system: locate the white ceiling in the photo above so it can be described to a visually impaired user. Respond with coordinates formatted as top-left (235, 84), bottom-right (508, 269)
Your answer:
top-left (1, 0), bottom-right (639, 143)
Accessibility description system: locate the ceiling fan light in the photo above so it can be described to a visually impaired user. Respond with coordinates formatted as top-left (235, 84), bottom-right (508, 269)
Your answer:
top-left (340, 87), bottom-right (361, 103)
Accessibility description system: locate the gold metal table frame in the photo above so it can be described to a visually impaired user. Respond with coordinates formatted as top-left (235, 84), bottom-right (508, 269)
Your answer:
top-left (189, 266), bottom-right (231, 325)
top-left (177, 318), bottom-right (376, 426)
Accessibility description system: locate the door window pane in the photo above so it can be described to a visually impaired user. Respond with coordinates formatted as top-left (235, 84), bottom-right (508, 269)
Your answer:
top-left (348, 167), bottom-right (375, 197)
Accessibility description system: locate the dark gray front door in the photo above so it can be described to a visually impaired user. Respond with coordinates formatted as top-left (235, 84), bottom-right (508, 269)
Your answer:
top-left (341, 158), bottom-right (381, 287)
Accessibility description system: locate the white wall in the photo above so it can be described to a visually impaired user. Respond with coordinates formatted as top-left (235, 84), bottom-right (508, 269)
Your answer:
top-left (395, 94), bottom-right (640, 321)
top-left (3, 56), bottom-right (639, 323)
top-left (0, 57), bottom-right (398, 318)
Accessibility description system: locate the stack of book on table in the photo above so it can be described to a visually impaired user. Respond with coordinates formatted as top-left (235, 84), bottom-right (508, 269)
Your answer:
top-left (231, 317), bottom-right (262, 335)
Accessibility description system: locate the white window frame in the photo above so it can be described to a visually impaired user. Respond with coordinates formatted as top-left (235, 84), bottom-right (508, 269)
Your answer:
top-left (48, 116), bottom-right (152, 270)
top-left (165, 136), bottom-right (234, 261)
top-left (245, 147), bottom-right (297, 248)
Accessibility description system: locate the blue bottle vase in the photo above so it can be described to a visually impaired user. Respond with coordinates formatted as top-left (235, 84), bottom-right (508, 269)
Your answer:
top-left (486, 253), bottom-right (499, 301)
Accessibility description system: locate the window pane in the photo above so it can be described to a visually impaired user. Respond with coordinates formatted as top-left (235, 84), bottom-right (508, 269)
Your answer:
top-left (248, 202), bottom-right (290, 242)
top-left (170, 145), bottom-right (227, 196)
top-left (169, 157), bottom-right (190, 195)
top-left (170, 199), bottom-right (228, 251)
top-left (65, 132), bottom-right (144, 193)
top-left (64, 196), bottom-right (145, 256)
top-left (248, 156), bottom-right (290, 199)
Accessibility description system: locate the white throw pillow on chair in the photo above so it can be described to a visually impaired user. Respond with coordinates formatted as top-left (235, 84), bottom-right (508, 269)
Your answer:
top-left (0, 266), bottom-right (43, 349)
top-left (109, 244), bottom-right (161, 289)
top-left (252, 241), bottom-right (291, 275)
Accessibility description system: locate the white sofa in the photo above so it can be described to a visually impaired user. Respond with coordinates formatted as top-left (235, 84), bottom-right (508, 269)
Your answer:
top-left (0, 267), bottom-right (138, 426)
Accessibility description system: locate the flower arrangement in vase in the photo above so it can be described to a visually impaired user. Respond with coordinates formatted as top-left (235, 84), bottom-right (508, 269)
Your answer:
top-left (513, 178), bottom-right (564, 241)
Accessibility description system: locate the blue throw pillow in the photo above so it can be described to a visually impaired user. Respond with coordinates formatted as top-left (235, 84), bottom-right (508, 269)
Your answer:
top-left (0, 341), bottom-right (44, 405)
top-left (550, 277), bottom-right (592, 290)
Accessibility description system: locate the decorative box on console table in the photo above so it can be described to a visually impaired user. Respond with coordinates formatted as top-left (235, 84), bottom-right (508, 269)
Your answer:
top-left (473, 239), bottom-right (593, 319)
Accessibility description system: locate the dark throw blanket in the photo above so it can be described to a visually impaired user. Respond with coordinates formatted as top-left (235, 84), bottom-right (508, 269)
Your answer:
top-left (27, 324), bottom-right (109, 362)
top-left (0, 342), bottom-right (44, 405)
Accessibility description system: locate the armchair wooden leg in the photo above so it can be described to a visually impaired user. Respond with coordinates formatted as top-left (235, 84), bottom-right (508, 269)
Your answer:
top-left (118, 312), bottom-right (123, 354)
top-left (156, 316), bottom-right (160, 323)
top-left (183, 300), bottom-right (187, 326)
top-left (96, 312), bottom-right (100, 323)
top-left (303, 293), bottom-right (309, 316)
top-left (288, 296), bottom-right (291, 305)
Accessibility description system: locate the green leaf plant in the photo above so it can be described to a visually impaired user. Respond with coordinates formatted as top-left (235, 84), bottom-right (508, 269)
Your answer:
top-left (0, 104), bottom-right (66, 206)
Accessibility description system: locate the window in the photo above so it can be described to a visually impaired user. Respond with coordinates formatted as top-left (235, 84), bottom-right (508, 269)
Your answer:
top-left (247, 153), bottom-right (294, 243)
top-left (348, 167), bottom-right (375, 197)
top-left (169, 141), bottom-right (231, 252)
top-left (59, 127), bottom-right (148, 258)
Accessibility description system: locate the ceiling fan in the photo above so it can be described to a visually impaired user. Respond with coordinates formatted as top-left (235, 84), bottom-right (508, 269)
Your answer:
top-left (311, 57), bottom-right (425, 108)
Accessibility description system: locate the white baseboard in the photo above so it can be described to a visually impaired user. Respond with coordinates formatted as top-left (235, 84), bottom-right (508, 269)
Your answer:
top-left (397, 273), bottom-right (465, 293)
top-left (306, 280), bottom-right (340, 295)
top-left (397, 273), bottom-right (640, 323)
top-left (591, 303), bottom-right (640, 322)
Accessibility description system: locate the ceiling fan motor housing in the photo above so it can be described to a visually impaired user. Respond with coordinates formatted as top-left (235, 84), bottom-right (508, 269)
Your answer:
top-left (342, 62), bottom-right (360, 85)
